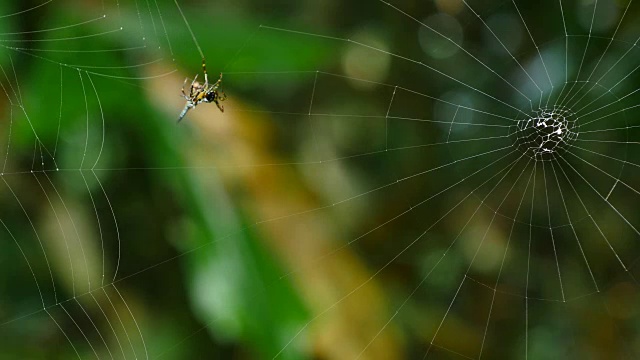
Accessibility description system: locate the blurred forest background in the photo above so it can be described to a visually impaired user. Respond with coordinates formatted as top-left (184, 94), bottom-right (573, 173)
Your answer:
top-left (1, 0), bottom-right (640, 359)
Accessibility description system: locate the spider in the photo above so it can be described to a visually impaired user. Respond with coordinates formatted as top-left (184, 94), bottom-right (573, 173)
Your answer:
top-left (177, 58), bottom-right (227, 122)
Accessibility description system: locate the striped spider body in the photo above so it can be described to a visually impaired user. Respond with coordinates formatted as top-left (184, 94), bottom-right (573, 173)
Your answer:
top-left (178, 59), bottom-right (227, 122)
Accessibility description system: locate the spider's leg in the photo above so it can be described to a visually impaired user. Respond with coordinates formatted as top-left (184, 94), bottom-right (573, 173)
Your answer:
top-left (181, 78), bottom-right (189, 98)
top-left (214, 99), bottom-right (224, 113)
top-left (213, 92), bottom-right (225, 112)
top-left (202, 58), bottom-right (208, 86)
top-left (189, 74), bottom-right (198, 97)
top-left (212, 73), bottom-right (223, 88)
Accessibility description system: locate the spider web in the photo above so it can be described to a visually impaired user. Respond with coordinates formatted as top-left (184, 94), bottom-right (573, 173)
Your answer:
top-left (1, 0), bottom-right (640, 358)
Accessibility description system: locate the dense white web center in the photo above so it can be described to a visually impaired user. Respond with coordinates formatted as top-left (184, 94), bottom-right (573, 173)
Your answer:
top-left (514, 106), bottom-right (578, 160)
